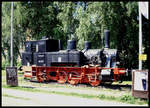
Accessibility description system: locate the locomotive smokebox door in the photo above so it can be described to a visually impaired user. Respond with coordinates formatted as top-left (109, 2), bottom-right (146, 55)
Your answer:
top-left (6, 67), bottom-right (18, 86)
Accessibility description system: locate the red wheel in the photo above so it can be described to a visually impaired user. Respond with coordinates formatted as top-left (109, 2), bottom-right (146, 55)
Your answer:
top-left (89, 79), bottom-right (101, 87)
top-left (57, 71), bottom-right (67, 84)
top-left (36, 69), bottom-right (44, 82)
top-left (37, 72), bottom-right (44, 82)
top-left (88, 74), bottom-right (101, 87)
top-left (68, 72), bottom-right (80, 85)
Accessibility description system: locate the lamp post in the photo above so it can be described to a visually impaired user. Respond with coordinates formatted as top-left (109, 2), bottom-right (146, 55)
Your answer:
top-left (10, 2), bottom-right (14, 67)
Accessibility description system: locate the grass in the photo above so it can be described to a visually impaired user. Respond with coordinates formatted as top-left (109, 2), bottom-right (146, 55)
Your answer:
top-left (1, 70), bottom-right (6, 76)
top-left (112, 81), bottom-right (132, 85)
top-left (2, 84), bottom-right (148, 105)
top-left (2, 93), bottom-right (30, 100)
top-left (98, 94), bottom-right (148, 105)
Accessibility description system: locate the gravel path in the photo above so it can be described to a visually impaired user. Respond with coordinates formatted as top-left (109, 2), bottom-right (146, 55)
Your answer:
top-left (2, 88), bottom-right (147, 106)
top-left (19, 81), bottom-right (131, 98)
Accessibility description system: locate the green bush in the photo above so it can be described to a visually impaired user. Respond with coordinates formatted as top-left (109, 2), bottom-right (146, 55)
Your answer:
top-left (120, 95), bottom-right (136, 104)
top-left (108, 96), bottom-right (116, 100)
top-left (2, 58), bottom-right (22, 70)
top-left (17, 61), bottom-right (22, 68)
top-left (2, 60), bottom-right (10, 70)
top-left (98, 94), bottom-right (106, 99)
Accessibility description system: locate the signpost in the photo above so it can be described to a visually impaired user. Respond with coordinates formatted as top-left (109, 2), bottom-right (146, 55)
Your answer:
top-left (6, 67), bottom-right (18, 86)
top-left (132, 70), bottom-right (149, 99)
top-left (138, 2), bottom-right (149, 70)
top-left (139, 54), bottom-right (147, 61)
top-left (5, 2), bottom-right (18, 87)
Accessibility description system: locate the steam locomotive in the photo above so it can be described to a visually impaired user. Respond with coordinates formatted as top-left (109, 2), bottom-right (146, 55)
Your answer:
top-left (21, 30), bottom-right (126, 86)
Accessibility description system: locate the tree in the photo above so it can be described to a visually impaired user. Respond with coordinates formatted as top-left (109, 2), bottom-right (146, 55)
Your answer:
top-left (2, 2), bottom-right (26, 67)
top-left (54, 2), bottom-right (79, 48)
top-left (86, 2), bottom-right (140, 70)
top-left (19, 1), bottom-right (59, 40)
top-left (2, 1), bottom-right (149, 72)
top-left (75, 2), bottom-right (102, 49)
top-left (2, 1), bottom-right (61, 67)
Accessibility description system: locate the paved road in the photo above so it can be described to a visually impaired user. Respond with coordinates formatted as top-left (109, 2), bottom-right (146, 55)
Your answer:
top-left (2, 88), bottom-right (147, 106)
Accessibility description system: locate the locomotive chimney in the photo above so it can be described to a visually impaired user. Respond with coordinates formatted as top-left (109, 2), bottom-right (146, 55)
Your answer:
top-left (67, 40), bottom-right (76, 50)
top-left (84, 41), bottom-right (91, 50)
top-left (58, 40), bottom-right (63, 50)
top-left (104, 30), bottom-right (110, 48)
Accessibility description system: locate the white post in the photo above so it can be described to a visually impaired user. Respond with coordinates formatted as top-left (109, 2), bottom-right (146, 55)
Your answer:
top-left (10, 2), bottom-right (14, 67)
top-left (139, 3), bottom-right (142, 70)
